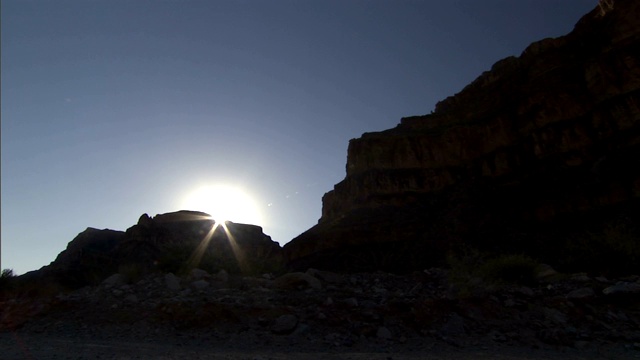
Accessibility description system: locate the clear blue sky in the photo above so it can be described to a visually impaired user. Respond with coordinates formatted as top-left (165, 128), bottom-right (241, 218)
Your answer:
top-left (2, 0), bottom-right (595, 275)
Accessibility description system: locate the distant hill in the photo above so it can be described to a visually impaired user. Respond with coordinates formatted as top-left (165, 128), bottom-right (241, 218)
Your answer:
top-left (19, 211), bottom-right (282, 289)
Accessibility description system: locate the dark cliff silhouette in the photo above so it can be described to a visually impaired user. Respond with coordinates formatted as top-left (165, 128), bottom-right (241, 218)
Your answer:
top-left (284, 0), bottom-right (640, 274)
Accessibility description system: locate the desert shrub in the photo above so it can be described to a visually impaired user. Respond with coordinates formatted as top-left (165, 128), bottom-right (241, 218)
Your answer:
top-left (447, 247), bottom-right (497, 298)
top-left (0, 269), bottom-right (16, 294)
top-left (447, 249), bottom-right (539, 298)
top-left (479, 254), bottom-right (538, 285)
top-left (118, 263), bottom-right (145, 284)
top-left (563, 218), bottom-right (640, 275)
top-left (2, 269), bottom-right (15, 278)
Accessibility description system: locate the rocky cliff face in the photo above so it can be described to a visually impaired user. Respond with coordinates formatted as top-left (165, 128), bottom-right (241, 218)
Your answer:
top-left (23, 211), bottom-right (282, 288)
top-left (284, 0), bottom-right (640, 272)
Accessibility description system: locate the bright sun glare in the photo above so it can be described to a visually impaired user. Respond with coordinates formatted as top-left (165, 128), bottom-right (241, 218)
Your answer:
top-left (181, 185), bottom-right (263, 225)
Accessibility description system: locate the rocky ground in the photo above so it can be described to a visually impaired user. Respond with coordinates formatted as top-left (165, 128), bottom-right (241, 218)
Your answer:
top-left (1, 267), bottom-right (640, 359)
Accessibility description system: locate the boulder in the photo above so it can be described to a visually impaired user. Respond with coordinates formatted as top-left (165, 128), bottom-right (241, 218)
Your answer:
top-left (102, 274), bottom-right (126, 289)
top-left (603, 281), bottom-right (640, 295)
top-left (165, 273), bottom-right (181, 291)
top-left (272, 272), bottom-right (321, 290)
top-left (566, 287), bottom-right (595, 300)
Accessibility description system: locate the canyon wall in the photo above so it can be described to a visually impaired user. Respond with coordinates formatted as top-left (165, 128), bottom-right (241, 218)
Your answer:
top-left (284, 0), bottom-right (640, 272)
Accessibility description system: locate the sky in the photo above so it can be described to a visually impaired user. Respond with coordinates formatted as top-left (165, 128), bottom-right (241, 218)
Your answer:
top-left (2, 0), bottom-right (596, 275)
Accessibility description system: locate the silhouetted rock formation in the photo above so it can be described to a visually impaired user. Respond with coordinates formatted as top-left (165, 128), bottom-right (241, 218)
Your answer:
top-left (22, 211), bottom-right (282, 288)
top-left (284, 0), bottom-right (640, 273)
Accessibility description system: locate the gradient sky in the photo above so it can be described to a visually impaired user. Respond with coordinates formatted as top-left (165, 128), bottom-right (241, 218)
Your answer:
top-left (2, 0), bottom-right (596, 275)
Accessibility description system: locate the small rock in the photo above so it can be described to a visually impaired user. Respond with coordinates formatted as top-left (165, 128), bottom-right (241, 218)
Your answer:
top-left (179, 288), bottom-right (192, 296)
top-left (535, 264), bottom-right (558, 281)
top-left (272, 314), bottom-right (298, 334)
top-left (440, 313), bottom-right (466, 337)
top-left (103, 274), bottom-right (126, 288)
top-left (213, 269), bottom-right (229, 283)
top-left (191, 279), bottom-right (209, 290)
top-left (273, 272), bottom-right (321, 290)
top-left (373, 286), bottom-right (387, 294)
top-left (360, 300), bottom-right (377, 309)
top-left (242, 276), bottom-right (271, 289)
top-left (490, 331), bottom-right (508, 342)
top-left (603, 282), bottom-right (640, 295)
top-left (292, 323), bottom-right (310, 336)
top-left (571, 273), bottom-right (591, 282)
top-left (343, 297), bottom-right (358, 307)
top-left (543, 307), bottom-right (567, 325)
top-left (574, 340), bottom-right (590, 349)
top-left (190, 268), bottom-right (210, 280)
top-left (165, 273), bottom-right (181, 291)
top-left (257, 317), bottom-right (269, 326)
top-left (306, 268), bottom-right (345, 284)
top-left (262, 273), bottom-right (274, 280)
top-left (566, 287), bottom-right (595, 300)
top-left (376, 326), bottom-right (392, 339)
top-left (518, 287), bottom-right (535, 297)
top-left (124, 294), bottom-right (138, 303)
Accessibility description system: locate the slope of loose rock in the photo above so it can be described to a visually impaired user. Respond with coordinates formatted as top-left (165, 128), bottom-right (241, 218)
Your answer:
top-left (1, 268), bottom-right (639, 358)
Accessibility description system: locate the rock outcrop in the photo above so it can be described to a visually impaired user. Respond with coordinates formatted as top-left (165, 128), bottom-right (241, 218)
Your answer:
top-left (284, 0), bottom-right (640, 273)
top-left (22, 211), bottom-right (282, 288)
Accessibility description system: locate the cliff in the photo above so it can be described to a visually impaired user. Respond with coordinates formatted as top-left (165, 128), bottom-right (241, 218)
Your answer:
top-left (284, 0), bottom-right (640, 273)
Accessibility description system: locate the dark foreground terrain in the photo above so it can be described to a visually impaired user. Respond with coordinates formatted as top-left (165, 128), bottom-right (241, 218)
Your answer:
top-left (2, 267), bottom-right (639, 359)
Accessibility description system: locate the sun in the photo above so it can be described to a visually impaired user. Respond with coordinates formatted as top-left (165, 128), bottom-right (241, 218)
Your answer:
top-left (180, 184), bottom-right (263, 225)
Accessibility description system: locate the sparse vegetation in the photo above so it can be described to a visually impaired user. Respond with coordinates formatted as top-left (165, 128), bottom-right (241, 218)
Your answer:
top-left (562, 218), bottom-right (640, 276)
top-left (118, 263), bottom-right (145, 284)
top-left (479, 254), bottom-right (538, 285)
top-left (447, 248), bottom-right (540, 298)
top-left (0, 268), bottom-right (16, 295)
top-left (2, 268), bottom-right (15, 278)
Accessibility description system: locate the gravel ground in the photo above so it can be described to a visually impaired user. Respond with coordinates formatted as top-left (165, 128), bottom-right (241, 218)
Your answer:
top-left (2, 330), bottom-right (637, 360)
top-left (2, 269), bottom-right (640, 359)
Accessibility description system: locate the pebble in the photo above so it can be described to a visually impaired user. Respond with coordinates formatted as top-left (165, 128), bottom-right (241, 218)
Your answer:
top-left (271, 314), bottom-right (298, 334)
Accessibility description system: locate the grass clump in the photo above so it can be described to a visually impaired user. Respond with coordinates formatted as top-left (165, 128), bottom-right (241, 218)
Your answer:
top-left (118, 263), bottom-right (146, 284)
top-left (0, 269), bottom-right (16, 295)
top-left (563, 218), bottom-right (640, 276)
top-left (479, 254), bottom-right (538, 285)
top-left (447, 249), bottom-right (539, 298)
